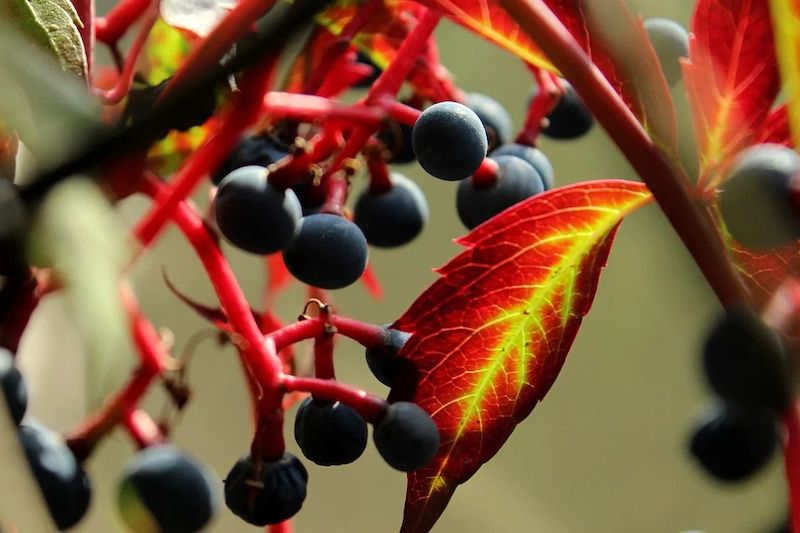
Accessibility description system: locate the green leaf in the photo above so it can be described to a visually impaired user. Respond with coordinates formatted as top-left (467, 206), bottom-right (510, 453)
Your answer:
top-left (6, 0), bottom-right (87, 78)
top-left (0, 20), bottom-right (99, 167)
top-left (27, 178), bottom-right (133, 407)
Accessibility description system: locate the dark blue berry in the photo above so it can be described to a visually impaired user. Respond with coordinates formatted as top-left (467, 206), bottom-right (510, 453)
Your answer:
top-left (719, 143), bottom-right (800, 249)
top-left (19, 423), bottom-right (91, 530)
top-left (213, 166), bottom-right (302, 255)
top-left (224, 452), bottom-right (307, 526)
top-left (117, 445), bottom-right (218, 533)
top-left (211, 135), bottom-right (290, 185)
top-left (354, 173), bottom-right (429, 248)
top-left (537, 81), bottom-right (593, 140)
top-left (0, 347), bottom-right (26, 425)
top-left (373, 402), bottom-right (440, 472)
top-left (412, 101), bottom-right (488, 181)
top-left (294, 397), bottom-right (368, 466)
top-left (491, 143), bottom-right (554, 190)
top-left (282, 213), bottom-right (368, 289)
top-left (703, 307), bottom-right (789, 412)
top-left (456, 155), bottom-right (545, 229)
top-left (466, 92), bottom-right (513, 152)
top-left (365, 326), bottom-right (411, 387)
top-left (689, 402), bottom-right (777, 482)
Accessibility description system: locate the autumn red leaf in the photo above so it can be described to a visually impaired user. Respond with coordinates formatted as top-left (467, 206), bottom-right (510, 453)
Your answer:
top-left (755, 104), bottom-right (792, 146)
top-left (388, 180), bottom-right (653, 533)
top-left (683, 0), bottom-right (780, 179)
top-left (732, 241), bottom-right (800, 310)
top-left (769, 0), bottom-right (800, 147)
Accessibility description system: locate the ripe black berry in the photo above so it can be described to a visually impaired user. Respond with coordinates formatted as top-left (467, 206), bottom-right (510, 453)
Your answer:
top-left (491, 143), bottom-right (554, 190)
top-left (466, 92), bottom-right (513, 152)
top-left (282, 213), bottom-right (368, 289)
top-left (537, 80), bottom-right (593, 140)
top-left (719, 143), bottom-right (800, 249)
top-left (294, 397), bottom-right (368, 466)
top-left (703, 307), bottom-right (789, 412)
top-left (117, 445), bottom-right (218, 533)
top-left (412, 101), bottom-right (488, 181)
top-left (211, 135), bottom-right (290, 186)
top-left (213, 166), bottom-right (302, 255)
top-left (373, 402), bottom-right (440, 472)
top-left (456, 155), bottom-right (545, 229)
top-left (19, 423), bottom-right (91, 530)
top-left (224, 452), bottom-right (308, 526)
top-left (644, 18), bottom-right (689, 86)
top-left (365, 326), bottom-right (411, 387)
top-left (354, 173), bottom-right (429, 248)
top-left (689, 402), bottom-right (777, 482)
top-left (0, 347), bottom-right (27, 425)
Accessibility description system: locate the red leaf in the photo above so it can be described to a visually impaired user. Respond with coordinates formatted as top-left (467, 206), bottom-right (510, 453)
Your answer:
top-left (732, 240), bottom-right (800, 310)
top-left (389, 180), bottom-right (653, 533)
top-left (683, 0), bottom-right (780, 175)
top-left (755, 104), bottom-right (792, 146)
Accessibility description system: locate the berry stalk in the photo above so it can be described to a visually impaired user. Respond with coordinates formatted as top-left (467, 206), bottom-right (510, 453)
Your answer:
top-left (282, 375), bottom-right (387, 423)
top-left (497, 0), bottom-right (748, 309)
top-left (94, 0), bottom-right (150, 45)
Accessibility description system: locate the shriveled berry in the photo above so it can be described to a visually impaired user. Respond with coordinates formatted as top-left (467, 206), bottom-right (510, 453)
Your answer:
top-left (491, 143), bottom-right (554, 190)
top-left (412, 101), bottom-right (488, 181)
top-left (703, 307), bottom-right (789, 412)
top-left (689, 402), bottom-right (777, 482)
top-left (456, 155), bottom-right (545, 229)
top-left (466, 92), bottom-right (513, 152)
top-left (211, 135), bottom-right (290, 186)
top-left (224, 452), bottom-right (307, 526)
top-left (213, 166), bottom-right (302, 255)
top-left (282, 214), bottom-right (368, 289)
top-left (354, 173), bottom-right (429, 248)
top-left (373, 402), bottom-right (440, 472)
top-left (365, 326), bottom-right (412, 387)
top-left (19, 423), bottom-right (91, 530)
top-left (719, 143), bottom-right (800, 249)
top-left (644, 18), bottom-right (689, 85)
top-left (294, 397), bottom-right (368, 466)
top-left (117, 445), bottom-right (218, 533)
top-left (0, 347), bottom-right (26, 425)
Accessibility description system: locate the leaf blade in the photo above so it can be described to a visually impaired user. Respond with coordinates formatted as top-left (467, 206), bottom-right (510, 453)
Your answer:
top-left (683, 0), bottom-right (780, 175)
top-left (389, 180), bottom-right (653, 533)
top-left (769, 0), bottom-right (800, 147)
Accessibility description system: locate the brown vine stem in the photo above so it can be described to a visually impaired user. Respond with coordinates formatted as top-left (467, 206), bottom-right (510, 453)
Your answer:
top-left (496, 0), bottom-right (749, 310)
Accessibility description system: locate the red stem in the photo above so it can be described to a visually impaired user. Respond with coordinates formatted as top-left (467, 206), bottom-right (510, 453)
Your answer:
top-left (158, 0), bottom-right (279, 99)
top-left (282, 375), bottom-right (387, 424)
top-left (496, 0), bottom-right (748, 310)
top-left (268, 521), bottom-right (293, 533)
top-left (94, 0), bottom-right (158, 105)
top-left (384, 100), bottom-right (421, 126)
top-left (267, 315), bottom-right (385, 352)
top-left (135, 62), bottom-right (274, 248)
top-left (364, 10), bottom-right (442, 106)
top-left (263, 92), bottom-right (385, 127)
top-left (66, 289), bottom-right (168, 461)
top-left (95, 0), bottom-right (151, 45)
top-left (313, 322), bottom-right (336, 381)
top-left (122, 409), bottom-right (166, 450)
top-left (516, 66), bottom-right (560, 147)
top-left (138, 175), bottom-right (286, 460)
top-left (366, 152), bottom-right (392, 195)
top-left (302, 0), bottom-right (383, 95)
top-left (471, 158), bottom-right (500, 189)
top-left (784, 402), bottom-right (800, 533)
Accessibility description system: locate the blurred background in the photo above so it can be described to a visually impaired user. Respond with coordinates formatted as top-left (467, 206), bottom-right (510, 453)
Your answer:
top-left (5, 0), bottom-right (790, 531)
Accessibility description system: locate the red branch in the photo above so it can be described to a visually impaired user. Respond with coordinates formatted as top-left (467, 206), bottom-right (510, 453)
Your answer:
top-left (95, 0), bottom-right (151, 45)
top-left (282, 375), bottom-right (387, 424)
